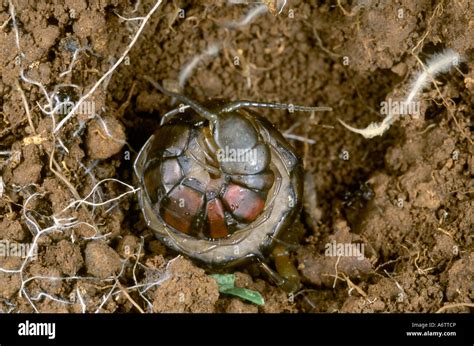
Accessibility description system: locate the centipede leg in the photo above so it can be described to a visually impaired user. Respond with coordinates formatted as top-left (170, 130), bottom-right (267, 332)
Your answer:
top-left (258, 252), bottom-right (301, 293)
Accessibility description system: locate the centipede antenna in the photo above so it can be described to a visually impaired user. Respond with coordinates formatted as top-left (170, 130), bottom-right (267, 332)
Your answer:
top-left (160, 105), bottom-right (191, 125)
top-left (144, 76), bottom-right (218, 122)
top-left (221, 100), bottom-right (332, 113)
top-left (257, 258), bottom-right (286, 287)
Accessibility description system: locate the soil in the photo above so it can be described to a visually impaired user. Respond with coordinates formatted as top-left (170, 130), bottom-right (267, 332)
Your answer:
top-left (0, 0), bottom-right (472, 313)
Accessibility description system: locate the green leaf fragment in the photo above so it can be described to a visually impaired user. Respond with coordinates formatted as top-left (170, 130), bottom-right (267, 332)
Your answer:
top-left (210, 274), bottom-right (265, 306)
top-left (210, 273), bottom-right (235, 290)
top-left (221, 287), bottom-right (265, 306)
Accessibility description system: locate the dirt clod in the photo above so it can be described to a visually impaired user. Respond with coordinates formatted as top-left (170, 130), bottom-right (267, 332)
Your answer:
top-left (84, 241), bottom-right (122, 279)
top-left (43, 240), bottom-right (84, 276)
top-left (86, 116), bottom-right (126, 160)
top-left (297, 222), bottom-right (373, 287)
top-left (151, 257), bottom-right (219, 313)
top-left (226, 298), bottom-right (259, 313)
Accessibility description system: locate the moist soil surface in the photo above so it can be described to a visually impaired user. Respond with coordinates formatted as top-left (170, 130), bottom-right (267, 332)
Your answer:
top-left (0, 0), bottom-right (472, 313)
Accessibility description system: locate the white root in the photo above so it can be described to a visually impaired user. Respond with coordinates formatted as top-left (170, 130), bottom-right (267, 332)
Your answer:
top-left (2, 0), bottom-right (165, 314)
top-left (340, 49), bottom-right (461, 138)
top-left (178, 44), bottom-right (220, 89)
top-left (224, 4), bottom-right (268, 28)
top-left (54, 0), bottom-right (164, 133)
